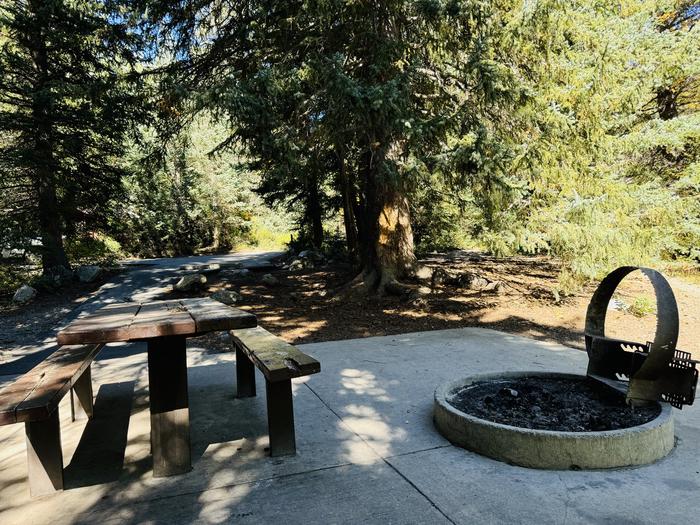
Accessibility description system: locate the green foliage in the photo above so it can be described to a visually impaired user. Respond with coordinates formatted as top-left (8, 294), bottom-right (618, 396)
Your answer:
top-left (114, 116), bottom-right (292, 257)
top-left (456, 0), bottom-right (700, 287)
top-left (1, 0), bottom-right (697, 290)
top-left (0, 0), bottom-right (146, 271)
top-left (0, 261), bottom-right (36, 297)
top-left (628, 296), bottom-right (657, 318)
top-left (65, 234), bottom-right (123, 266)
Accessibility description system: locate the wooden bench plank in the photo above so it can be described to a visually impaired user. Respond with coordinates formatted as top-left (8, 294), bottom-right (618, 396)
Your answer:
top-left (57, 303), bottom-right (141, 345)
top-left (180, 298), bottom-right (257, 332)
top-left (0, 344), bottom-right (103, 424)
top-left (229, 327), bottom-right (320, 382)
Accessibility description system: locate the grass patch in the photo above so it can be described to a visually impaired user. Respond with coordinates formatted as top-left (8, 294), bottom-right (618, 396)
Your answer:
top-left (628, 296), bottom-right (656, 318)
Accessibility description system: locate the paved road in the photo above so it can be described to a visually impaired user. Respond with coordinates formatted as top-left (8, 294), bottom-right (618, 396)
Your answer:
top-left (0, 251), bottom-right (281, 377)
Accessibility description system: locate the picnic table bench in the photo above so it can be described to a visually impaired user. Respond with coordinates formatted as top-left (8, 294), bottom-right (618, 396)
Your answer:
top-left (1, 297), bottom-right (321, 498)
top-left (230, 326), bottom-right (320, 456)
top-left (0, 343), bottom-right (103, 497)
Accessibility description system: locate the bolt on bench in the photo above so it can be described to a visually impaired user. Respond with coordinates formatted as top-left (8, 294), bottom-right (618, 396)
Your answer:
top-left (0, 343), bottom-right (103, 497)
top-left (230, 326), bottom-right (320, 456)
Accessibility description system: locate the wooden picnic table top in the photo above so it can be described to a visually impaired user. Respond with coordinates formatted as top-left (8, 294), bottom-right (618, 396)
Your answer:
top-left (56, 297), bottom-right (257, 345)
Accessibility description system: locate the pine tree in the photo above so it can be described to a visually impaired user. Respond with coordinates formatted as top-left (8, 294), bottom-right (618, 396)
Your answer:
top-left (147, 0), bottom-right (529, 293)
top-left (0, 0), bottom-right (143, 275)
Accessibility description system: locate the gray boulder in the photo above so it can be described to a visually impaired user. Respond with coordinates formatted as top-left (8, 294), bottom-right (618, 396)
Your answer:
top-left (261, 273), bottom-right (279, 286)
top-left (174, 273), bottom-right (207, 291)
top-left (201, 263), bottom-right (221, 275)
top-left (298, 249), bottom-right (323, 261)
top-left (288, 259), bottom-right (304, 271)
top-left (229, 268), bottom-right (252, 279)
top-left (211, 289), bottom-right (242, 305)
top-left (13, 284), bottom-right (37, 304)
top-left (76, 265), bottom-right (102, 283)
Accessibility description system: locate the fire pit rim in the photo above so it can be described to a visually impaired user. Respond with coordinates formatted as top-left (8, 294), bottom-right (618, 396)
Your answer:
top-left (436, 371), bottom-right (673, 437)
top-left (434, 371), bottom-right (675, 470)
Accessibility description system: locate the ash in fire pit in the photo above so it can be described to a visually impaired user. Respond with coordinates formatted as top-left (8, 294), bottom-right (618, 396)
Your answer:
top-left (449, 377), bottom-right (660, 432)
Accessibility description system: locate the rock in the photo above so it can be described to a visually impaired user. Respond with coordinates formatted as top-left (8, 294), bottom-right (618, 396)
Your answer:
top-left (201, 263), bottom-right (221, 275)
top-left (174, 273), bottom-right (207, 291)
top-left (414, 266), bottom-right (433, 280)
top-left (431, 268), bottom-right (451, 286)
top-left (298, 249), bottom-right (324, 262)
top-left (211, 290), bottom-right (242, 305)
top-left (76, 265), bottom-right (102, 283)
top-left (417, 286), bottom-right (432, 295)
top-left (483, 281), bottom-right (505, 294)
top-left (13, 284), bottom-right (37, 304)
top-left (261, 273), bottom-right (279, 286)
top-left (229, 268), bottom-right (251, 279)
top-left (465, 275), bottom-right (490, 290)
top-left (499, 387), bottom-right (519, 398)
top-left (181, 264), bottom-right (196, 271)
top-left (288, 259), bottom-right (304, 271)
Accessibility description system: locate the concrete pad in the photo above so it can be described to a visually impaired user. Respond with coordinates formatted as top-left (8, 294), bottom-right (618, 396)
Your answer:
top-left (301, 328), bottom-right (589, 456)
top-left (388, 440), bottom-right (700, 524)
top-left (1, 327), bottom-right (698, 524)
top-left (74, 463), bottom-right (452, 525)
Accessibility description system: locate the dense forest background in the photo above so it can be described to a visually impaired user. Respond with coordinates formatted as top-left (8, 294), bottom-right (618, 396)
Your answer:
top-left (0, 0), bottom-right (698, 295)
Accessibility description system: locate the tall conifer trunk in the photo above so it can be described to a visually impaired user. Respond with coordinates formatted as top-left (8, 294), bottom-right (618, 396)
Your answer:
top-left (359, 146), bottom-right (416, 294)
top-left (337, 146), bottom-right (359, 263)
top-left (29, 0), bottom-right (69, 273)
top-left (305, 172), bottom-right (324, 248)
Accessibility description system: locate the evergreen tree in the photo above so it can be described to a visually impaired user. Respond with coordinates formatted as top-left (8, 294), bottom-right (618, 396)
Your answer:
top-left (0, 0), bottom-right (143, 275)
top-left (146, 0), bottom-right (530, 293)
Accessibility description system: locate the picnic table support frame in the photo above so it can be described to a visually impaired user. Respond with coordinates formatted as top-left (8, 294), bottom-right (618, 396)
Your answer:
top-left (70, 365), bottom-right (94, 421)
top-left (266, 379), bottom-right (296, 456)
top-left (25, 410), bottom-right (64, 497)
top-left (236, 347), bottom-right (256, 398)
top-left (147, 336), bottom-right (192, 477)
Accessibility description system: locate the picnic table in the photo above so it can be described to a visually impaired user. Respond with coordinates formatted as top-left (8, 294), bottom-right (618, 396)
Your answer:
top-left (56, 297), bottom-right (257, 477)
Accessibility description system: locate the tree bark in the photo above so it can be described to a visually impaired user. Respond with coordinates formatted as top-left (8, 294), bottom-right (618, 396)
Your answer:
top-left (656, 87), bottom-right (678, 120)
top-left (337, 146), bottom-right (359, 263)
top-left (29, 1), bottom-right (69, 273)
top-left (305, 172), bottom-right (324, 248)
top-left (358, 147), bottom-right (416, 294)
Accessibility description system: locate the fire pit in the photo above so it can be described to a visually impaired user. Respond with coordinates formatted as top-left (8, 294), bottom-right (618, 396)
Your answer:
top-left (434, 267), bottom-right (698, 470)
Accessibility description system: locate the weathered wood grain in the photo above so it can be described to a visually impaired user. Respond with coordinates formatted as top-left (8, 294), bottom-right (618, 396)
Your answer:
top-left (57, 298), bottom-right (256, 346)
top-left (0, 344), bottom-right (103, 425)
top-left (180, 298), bottom-right (257, 332)
top-left (56, 303), bottom-right (140, 345)
top-left (127, 301), bottom-right (196, 340)
top-left (229, 326), bottom-right (320, 382)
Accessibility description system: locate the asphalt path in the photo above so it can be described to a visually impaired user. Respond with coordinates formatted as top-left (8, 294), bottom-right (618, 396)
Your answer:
top-left (1, 251), bottom-right (281, 377)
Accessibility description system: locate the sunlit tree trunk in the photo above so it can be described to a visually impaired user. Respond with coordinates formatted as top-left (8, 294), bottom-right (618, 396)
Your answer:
top-left (359, 146), bottom-right (416, 294)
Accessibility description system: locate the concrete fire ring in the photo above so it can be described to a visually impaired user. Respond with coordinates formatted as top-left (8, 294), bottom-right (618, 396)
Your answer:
top-left (434, 372), bottom-right (675, 470)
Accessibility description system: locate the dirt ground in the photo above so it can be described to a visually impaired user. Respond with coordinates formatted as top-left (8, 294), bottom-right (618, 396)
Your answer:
top-left (181, 252), bottom-right (700, 360)
top-left (0, 271), bottom-right (119, 361)
top-left (2, 253), bottom-right (699, 364)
